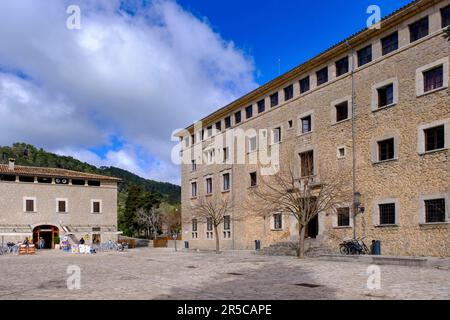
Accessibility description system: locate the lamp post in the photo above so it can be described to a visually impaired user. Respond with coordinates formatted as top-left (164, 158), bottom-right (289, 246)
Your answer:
top-left (172, 232), bottom-right (178, 252)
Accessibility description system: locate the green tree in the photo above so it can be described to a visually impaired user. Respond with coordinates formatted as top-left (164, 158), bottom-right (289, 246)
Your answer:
top-left (120, 184), bottom-right (142, 236)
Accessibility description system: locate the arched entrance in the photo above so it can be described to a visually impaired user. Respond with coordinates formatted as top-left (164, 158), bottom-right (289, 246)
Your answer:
top-left (33, 225), bottom-right (59, 249)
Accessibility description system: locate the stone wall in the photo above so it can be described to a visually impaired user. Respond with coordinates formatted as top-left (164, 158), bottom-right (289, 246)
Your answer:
top-left (181, 1), bottom-right (450, 257)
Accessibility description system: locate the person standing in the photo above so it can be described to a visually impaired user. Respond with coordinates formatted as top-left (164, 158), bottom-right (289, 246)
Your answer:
top-left (39, 237), bottom-right (45, 250)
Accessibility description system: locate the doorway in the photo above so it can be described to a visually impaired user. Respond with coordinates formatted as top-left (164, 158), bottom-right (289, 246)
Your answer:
top-left (33, 225), bottom-right (59, 249)
top-left (305, 215), bottom-right (319, 239)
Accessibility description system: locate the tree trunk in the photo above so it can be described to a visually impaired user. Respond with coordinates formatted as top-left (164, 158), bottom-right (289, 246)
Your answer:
top-left (297, 225), bottom-right (306, 259)
top-left (214, 226), bottom-right (220, 254)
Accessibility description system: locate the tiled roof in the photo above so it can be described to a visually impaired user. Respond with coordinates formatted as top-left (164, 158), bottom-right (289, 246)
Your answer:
top-left (0, 164), bottom-right (121, 182)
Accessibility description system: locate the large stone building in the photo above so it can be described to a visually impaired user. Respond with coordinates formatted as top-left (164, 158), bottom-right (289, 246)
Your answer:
top-left (0, 159), bottom-right (120, 248)
top-left (177, 0), bottom-right (450, 257)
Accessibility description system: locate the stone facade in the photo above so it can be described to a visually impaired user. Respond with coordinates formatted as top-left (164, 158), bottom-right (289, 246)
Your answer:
top-left (178, 0), bottom-right (450, 257)
top-left (0, 164), bottom-right (119, 246)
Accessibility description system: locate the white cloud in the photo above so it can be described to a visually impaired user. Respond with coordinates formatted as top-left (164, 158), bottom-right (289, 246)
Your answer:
top-left (0, 0), bottom-right (257, 184)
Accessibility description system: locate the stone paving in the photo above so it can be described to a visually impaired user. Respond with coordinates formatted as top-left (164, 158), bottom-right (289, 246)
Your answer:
top-left (0, 248), bottom-right (448, 300)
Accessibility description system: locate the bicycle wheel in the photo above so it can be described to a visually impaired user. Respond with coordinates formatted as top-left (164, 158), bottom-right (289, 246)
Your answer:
top-left (339, 245), bottom-right (349, 255)
top-left (349, 245), bottom-right (358, 255)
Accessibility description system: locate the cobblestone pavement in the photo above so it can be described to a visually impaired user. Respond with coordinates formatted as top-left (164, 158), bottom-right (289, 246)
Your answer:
top-left (0, 248), bottom-right (448, 300)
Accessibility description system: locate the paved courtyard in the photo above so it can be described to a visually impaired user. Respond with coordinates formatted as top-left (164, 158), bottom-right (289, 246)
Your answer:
top-left (0, 248), bottom-right (448, 300)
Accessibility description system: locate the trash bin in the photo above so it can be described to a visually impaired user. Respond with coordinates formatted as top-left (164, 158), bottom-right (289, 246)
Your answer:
top-left (371, 240), bottom-right (381, 255)
top-left (255, 240), bottom-right (261, 251)
top-left (184, 241), bottom-right (189, 249)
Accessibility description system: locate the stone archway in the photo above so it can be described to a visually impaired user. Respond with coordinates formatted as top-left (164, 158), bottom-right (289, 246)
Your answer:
top-left (33, 225), bottom-right (59, 249)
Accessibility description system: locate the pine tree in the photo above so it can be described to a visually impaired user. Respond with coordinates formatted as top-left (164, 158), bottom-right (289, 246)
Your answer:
top-left (121, 184), bottom-right (142, 236)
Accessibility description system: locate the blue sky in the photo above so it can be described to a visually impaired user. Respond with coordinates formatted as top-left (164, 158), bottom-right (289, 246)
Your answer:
top-left (178, 0), bottom-right (412, 84)
top-left (0, 0), bottom-right (413, 184)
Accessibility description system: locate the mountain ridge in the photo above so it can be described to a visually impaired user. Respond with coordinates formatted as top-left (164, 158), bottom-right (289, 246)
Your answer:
top-left (0, 143), bottom-right (180, 204)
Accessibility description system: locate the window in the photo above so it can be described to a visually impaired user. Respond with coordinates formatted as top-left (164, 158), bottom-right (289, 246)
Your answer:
top-left (223, 173), bottom-right (230, 191)
top-left (337, 147), bottom-right (346, 159)
top-left (335, 56), bottom-right (349, 77)
top-left (223, 147), bottom-right (230, 163)
top-left (92, 201), bottom-right (101, 214)
top-left (215, 121), bottom-right (222, 132)
top-left (299, 76), bottom-right (310, 94)
top-left (201, 129), bottom-right (205, 141)
top-left (273, 127), bottom-right (282, 144)
top-left (19, 176), bottom-right (34, 183)
top-left (409, 17), bottom-right (429, 42)
top-left (424, 125), bottom-right (445, 152)
top-left (357, 45), bottom-right (372, 67)
top-left (37, 177), bottom-right (52, 184)
top-left (249, 136), bottom-right (257, 153)
top-left (257, 99), bottom-right (265, 113)
top-left (205, 149), bottom-right (215, 164)
top-left (191, 182), bottom-right (197, 197)
top-left (224, 116), bottom-right (231, 129)
top-left (24, 198), bottom-right (35, 212)
top-left (224, 216), bottom-right (231, 230)
top-left (192, 219), bottom-right (198, 238)
top-left (381, 32), bottom-right (398, 56)
top-left (184, 137), bottom-right (190, 148)
top-left (0, 174), bottom-right (16, 182)
top-left (206, 178), bottom-right (213, 195)
top-left (245, 105), bottom-right (253, 119)
top-left (270, 92), bottom-right (279, 107)
top-left (284, 85), bottom-right (294, 101)
top-left (57, 200), bottom-right (67, 213)
top-left (72, 179), bottom-right (85, 186)
top-left (301, 115), bottom-right (312, 134)
top-left (335, 101), bottom-right (349, 122)
top-left (191, 160), bottom-right (197, 172)
top-left (206, 126), bottom-right (213, 137)
top-left (442, 5), bottom-right (450, 28)
top-left (316, 67), bottom-right (328, 86)
top-left (337, 208), bottom-right (350, 227)
top-left (207, 218), bottom-right (213, 231)
top-left (425, 199), bottom-right (446, 223)
top-left (250, 172), bottom-right (257, 187)
top-left (273, 214), bottom-right (282, 230)
top-left (288, 120), bottom-right (293, 128)
top-left (88, 180), bottom-right (101, 186)
top-left (423, 66), bottom-right (444, 93)
top-left (378, 138), bottom-right (395, 161)
top-left (234, 111), bottom-right (241, 124)
top-left (191, 134), bottom-right (195, 145)
top-left (377, 84), bottom-right (394, 107)
top-left (300, 151), bottom-right (314, 177)
top-left (379, 203), bottom-right (396, 225)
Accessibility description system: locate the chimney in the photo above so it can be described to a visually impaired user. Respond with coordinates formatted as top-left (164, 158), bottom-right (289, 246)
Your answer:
top-left (8, 158), bottom-right (15, 171)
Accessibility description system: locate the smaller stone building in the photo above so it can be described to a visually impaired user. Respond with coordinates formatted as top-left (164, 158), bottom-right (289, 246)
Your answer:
top-left (0, 159), bottom-right (120, 248)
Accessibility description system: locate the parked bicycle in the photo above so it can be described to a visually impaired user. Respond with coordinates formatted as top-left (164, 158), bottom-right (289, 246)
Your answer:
top-left (339, 237), bottom-right (370, 255)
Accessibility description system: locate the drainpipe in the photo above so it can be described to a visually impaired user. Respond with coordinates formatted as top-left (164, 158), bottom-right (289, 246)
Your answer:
top-left (346, 40), bottom-right (358, 240)
top-left (231, 161), bottom-right (235, 250)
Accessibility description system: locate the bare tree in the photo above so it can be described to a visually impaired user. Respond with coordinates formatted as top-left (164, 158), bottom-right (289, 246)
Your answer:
top-left (160, 203), bottom-right (182, 234)
top-left (137, 207), bottom-right (161, 240)
top-left (190, 196), bottom-right (232, 254)
top-left (249, 154), bottom-right (349, 258)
